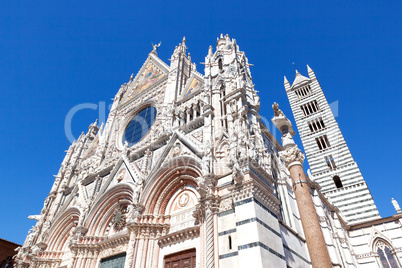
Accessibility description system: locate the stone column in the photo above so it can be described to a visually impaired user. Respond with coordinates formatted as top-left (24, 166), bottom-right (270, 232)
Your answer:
top-left (193, 194), bottom-right (220, 268)
top-left (125, 229), bottom-right (137, 268)
top-left (204, 195), bottom-right (220, 268)
top-left (272, 103), bottom-right (332, 268)
top-left (286, 158), bottom-right (332, 267)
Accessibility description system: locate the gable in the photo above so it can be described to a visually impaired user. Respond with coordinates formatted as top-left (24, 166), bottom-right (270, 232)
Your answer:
top-left (123, 54), bottom-right (169, 102)
top-left (182, 76), bottom-right (203, 98)
top-left (130, 64), bottom-right (163, 96)
top-left (98, 156), bottom-right (140, 196)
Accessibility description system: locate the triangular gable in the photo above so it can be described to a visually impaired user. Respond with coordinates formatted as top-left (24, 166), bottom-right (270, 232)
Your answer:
top-left (368, 227), bottom-right (394, 249)
top-left (124, 53), bottom-right (169, 102)
top-left (181, 74), bottom-right (204, 99)
top-left (57, 186), bottom-right (80, 214)
top-left (98, 156), bottom-right (141, 195)
top-left (147, 130), bottom-right (203, 180)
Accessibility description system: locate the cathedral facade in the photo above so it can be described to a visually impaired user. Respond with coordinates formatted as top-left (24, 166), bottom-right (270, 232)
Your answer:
top-left (15, 35), bottom-right (402, 268)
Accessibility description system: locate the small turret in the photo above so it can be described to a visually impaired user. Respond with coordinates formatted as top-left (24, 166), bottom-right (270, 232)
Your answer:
top-left (284, 76), bottom-right (291, 91)
top-left (307, 64), bottom-right (316, 79)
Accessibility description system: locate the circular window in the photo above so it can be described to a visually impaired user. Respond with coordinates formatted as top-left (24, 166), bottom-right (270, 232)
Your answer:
top-left (123, 106), bottom-right (157, 147)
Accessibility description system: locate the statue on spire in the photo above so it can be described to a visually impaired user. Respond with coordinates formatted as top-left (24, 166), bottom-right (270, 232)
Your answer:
top-left (272, 102), bottom-right (285, 117)
top-left (151, 41), bottom-right (161, 55)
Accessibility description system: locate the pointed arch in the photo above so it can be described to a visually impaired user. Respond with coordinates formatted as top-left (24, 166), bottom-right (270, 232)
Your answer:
top-left (213, 76), bottom-right (225, 91)
top-left (373, 238), bottom-right (401, 268)
top-left (46, 207), bottom-right (80, 252)
top-left (216, 137), bottom-right (230, 174)
top-left (142, 156), bottom-right (202, 215)
top-left (85, 183), bottom-right (134, 236)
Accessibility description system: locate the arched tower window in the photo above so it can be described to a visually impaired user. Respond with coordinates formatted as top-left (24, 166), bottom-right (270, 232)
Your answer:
top-left (333, 175), bottom-right (343, 188)
top-left (218, 59), bottom-right (223, 70)
top-left (375, 240), bottom-right (400, 268)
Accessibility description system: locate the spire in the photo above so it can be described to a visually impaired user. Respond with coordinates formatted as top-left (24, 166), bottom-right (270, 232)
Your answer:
top-left (307, 64), bottom-right (316, 79)
top-left (284, 76), bottom-right (289, 85)
top-left (208, 45), bottom-right (213, 57)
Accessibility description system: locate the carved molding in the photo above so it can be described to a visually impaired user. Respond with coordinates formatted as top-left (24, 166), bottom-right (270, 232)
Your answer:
top-left (279, 146), bottom-right (305, 168)
top-left (158, 226), bottom-right (200, 248)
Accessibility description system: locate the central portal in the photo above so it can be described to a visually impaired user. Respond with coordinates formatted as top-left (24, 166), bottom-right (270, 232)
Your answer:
top-left (164, 249), bottom-right (196, 268)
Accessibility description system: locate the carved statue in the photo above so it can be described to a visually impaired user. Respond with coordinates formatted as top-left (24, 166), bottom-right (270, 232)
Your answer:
top-left (123, 141), bottom-right (129, 154)
top-left (151, 41), bottom-right (161, 53)
top-left (172, 142), bottom-right (182, 157)
top-left (133, 181), bottom-right (144, 204)
top-left (230, 99), bottom-right (238, 115)
top-left (28, 215), bottom-right (42, 221)
top-left (40, 220), bottom-right (51, 242)
top-left (272, 102), bottom-right (284, 117)
top-left (248, 136), bottom-right (257, 159)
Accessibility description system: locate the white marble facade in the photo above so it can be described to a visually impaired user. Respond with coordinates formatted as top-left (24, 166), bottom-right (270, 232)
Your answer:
top-left (15, 35), bottom-right (402, 268)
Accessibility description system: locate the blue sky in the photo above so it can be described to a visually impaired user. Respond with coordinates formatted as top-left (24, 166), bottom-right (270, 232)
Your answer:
top-left (1, 0), bottom-right (401, 244)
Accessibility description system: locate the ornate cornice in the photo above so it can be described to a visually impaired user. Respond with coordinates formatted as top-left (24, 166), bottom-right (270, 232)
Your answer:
top-left (230, 179), bottom-right (280, 216)
top-left (158, 226), bottom-right (200, 248)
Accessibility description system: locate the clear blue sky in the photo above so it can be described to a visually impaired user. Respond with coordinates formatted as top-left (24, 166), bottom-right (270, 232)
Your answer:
top-left (1, 0), bottom-right (401, 245)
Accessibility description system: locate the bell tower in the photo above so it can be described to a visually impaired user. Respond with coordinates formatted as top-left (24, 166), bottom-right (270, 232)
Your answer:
top-left (284, 66), bottom-right (380, 223)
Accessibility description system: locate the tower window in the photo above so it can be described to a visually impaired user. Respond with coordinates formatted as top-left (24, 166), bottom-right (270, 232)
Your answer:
top-left (295, 85), bottom-right (312, 99)
top-left (315, 135), bottom-right (330, 150)
top-left (308, 118), bottom-right (325, 133)
top-left (228, 235), bottom-right (232, 250)
top-left (218, 59), bottom-right (223, 70)
top-left (301, 100), bottom-right (319, 116)
top-left (325, 155), bottom-right (336, 170)
top-left (333, 175), bottom-right (343, 188)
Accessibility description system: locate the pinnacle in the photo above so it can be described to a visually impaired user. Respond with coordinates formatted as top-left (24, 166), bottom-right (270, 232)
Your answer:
top-left (284, 76), bottom-right (289, 84)
top-left (307, 64), bottom-right (313, 73)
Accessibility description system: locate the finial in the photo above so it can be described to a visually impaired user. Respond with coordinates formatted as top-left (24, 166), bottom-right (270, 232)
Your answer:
top-left (292, 62), bottom-right (299, 74)
top-left (225, 34), bottom-right (230, 40)
top-left (392, 198), bottom-right (402, 213)
top-left (220, 33), bottom-right (224, 39)
top-left (130, 73), bottom-right (133, 81)
top-left (182, 36), bottom-right (186, 44)
top-left (208, 45), bottom-right (213, 56)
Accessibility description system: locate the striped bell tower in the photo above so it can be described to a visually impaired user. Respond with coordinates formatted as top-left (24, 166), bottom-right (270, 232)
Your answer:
top-left (284, 65), bottom-right (380, 224)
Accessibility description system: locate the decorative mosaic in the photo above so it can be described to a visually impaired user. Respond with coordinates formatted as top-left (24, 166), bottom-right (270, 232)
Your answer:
top-left (129, 64), bottom-right (164, 99)
top-left (183, 77), bottom-right (202, 97)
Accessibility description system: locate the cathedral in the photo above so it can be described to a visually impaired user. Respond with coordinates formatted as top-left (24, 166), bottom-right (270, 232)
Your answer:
top-left (15, 35), bottom-right (402, 268)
